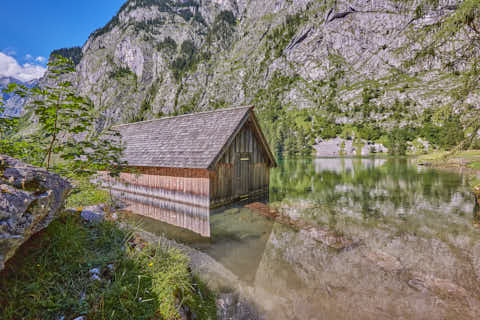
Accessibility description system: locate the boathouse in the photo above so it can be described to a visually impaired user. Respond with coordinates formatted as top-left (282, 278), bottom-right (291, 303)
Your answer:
top-left (103, 106), bottom-right (276, 221)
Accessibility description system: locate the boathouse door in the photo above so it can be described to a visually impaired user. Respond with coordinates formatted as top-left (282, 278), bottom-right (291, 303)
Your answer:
top-left (235, 152), bottom-right (251, 197)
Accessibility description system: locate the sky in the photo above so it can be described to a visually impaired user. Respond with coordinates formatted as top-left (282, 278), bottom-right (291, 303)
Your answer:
top-left (0, 1), bottom-right (125, 82)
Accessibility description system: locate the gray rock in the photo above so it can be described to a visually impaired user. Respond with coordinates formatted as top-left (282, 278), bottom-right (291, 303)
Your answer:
top-left (0, 155), bottom-right (71, 271)
top-left (80, 204), bottom-right (105, 223)
top-left (216, 292), bottom-right (262, 320)
top-left (314, 137), bottom-right (388, 156)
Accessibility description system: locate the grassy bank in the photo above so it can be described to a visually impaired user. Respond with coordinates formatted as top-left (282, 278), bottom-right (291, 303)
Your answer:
top-left (416, 150), bottom-right (480, 187)
top-left (416, 150), bottom-right (480, 168)
top-left (0, 210), bottom-right (216, 320)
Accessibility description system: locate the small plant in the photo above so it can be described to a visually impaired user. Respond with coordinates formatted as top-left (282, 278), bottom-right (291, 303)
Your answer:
top-left (109, 66), bottom-right (135, 79)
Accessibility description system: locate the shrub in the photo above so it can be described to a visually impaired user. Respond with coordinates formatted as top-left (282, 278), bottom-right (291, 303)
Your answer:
top-left (50, 47), bottom-right (83, 65)
top-left (158, 36), bottom-right (177, 53)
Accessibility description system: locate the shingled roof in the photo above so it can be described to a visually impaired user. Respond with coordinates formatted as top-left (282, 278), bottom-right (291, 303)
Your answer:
top-left (114, 106), bottom-right (275, 169)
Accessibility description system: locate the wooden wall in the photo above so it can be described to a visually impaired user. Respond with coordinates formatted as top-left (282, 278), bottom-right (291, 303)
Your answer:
top-left (101, 167), bottom-right (210, 208)
top-left (210, 122), bottom-right (270, 207)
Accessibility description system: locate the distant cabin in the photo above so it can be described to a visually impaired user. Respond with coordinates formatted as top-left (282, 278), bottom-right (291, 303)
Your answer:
top-left (102, 106), bottom-right (276, 233)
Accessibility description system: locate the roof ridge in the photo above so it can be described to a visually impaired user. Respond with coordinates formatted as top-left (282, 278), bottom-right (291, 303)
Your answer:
top-left (112, 105), bottom-right (253, 128)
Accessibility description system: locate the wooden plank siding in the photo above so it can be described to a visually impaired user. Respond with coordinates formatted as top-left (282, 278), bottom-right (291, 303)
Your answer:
top-left (100, 167), bottom-right (211, 208)
top-left (210, 121), bottom-right (270, 207)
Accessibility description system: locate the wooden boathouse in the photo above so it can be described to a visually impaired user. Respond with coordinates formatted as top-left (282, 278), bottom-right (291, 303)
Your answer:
top-left (102, 106), bottom-right (276, 235)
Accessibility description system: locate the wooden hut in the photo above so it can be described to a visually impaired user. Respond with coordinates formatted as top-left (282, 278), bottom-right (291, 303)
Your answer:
top-left (103, 106), bottom-right (276, 229)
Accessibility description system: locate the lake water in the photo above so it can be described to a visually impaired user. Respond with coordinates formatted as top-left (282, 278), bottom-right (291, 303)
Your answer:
top-left (124, 157), bottom-right (480, 319)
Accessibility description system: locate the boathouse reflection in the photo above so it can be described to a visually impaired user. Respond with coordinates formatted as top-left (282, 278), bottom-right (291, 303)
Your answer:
top-left (110, 189), bottom-right (211, 237)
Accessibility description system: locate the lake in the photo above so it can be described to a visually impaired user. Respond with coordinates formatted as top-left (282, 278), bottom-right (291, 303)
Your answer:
top-left (124, 157), bottom-right (480, 319)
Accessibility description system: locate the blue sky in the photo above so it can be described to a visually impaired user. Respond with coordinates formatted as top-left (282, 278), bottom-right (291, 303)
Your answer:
top-left (0, 1), bottom-right (125, 81)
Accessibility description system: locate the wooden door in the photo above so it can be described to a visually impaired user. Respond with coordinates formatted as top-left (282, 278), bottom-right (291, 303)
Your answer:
top-left (236, 152), bottom-right (251, 197)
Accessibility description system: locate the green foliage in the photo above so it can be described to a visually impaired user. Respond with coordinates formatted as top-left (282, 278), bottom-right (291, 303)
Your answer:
top-left (417, 109), bottom-right (465, 149)
top-left (157, 36), bottom-right (177, 54)
top-left (386, 127), bottom-right (408, 155)
top-left (129, 99), bottom-right (152, 123)
top-left (357, 124), bottom-right (382, 141)
top-left (181, 40), bottom-right (196, 57)
top-left (0, 104), bottom-right (44, 163)
top-left (254, 73), bottom-right (317, 158)
top-left (170, 40), bottom-right (199, 81)
top-left (207, 10), bottom-right (236, 49)
top-left (109, 66), bottom-right (136, 79)
top-left (265, 13), bottom-right (306, 58)
top-left (216, 10), bottom-right (236, 26)
top-left (132, 17), bottom-right (167, 34)
top-left (50, 47), bottom-right (83, 65)
top-left (1, 55), bottom-right (126, 177)
top-left (0, 212), bottom-right (216, 320)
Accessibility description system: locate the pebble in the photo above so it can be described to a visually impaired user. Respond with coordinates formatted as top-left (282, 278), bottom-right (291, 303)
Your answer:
top-left (89, 267), bottom-right (101, 281)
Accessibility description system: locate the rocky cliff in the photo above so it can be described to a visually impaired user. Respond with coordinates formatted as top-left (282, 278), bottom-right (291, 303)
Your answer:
top-left (37, 0), bottom-right (479, 154)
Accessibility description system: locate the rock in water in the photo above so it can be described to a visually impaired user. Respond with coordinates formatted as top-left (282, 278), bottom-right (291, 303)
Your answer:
top-left (0, 155), bottom-right (71, 270)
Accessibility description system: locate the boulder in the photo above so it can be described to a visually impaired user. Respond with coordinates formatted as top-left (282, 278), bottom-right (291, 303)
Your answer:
top-left (0, 155), bottom-right (71, 270)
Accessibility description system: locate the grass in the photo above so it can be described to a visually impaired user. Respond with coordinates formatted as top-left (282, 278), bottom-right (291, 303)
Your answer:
top-left (468, 161), bottom-right (480, 170)
top-left (66, 177), bottom-right (111, 208)
top-left (416, 150), bottom-right (450, 162)
top-left (0, 211), bottom-right (216, 320)
top-left (416, 150), bottom-right (480, 166)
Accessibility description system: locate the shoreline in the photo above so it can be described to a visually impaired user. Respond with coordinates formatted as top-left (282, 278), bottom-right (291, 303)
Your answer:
top-left (415, 150), bottom-right (480, 188)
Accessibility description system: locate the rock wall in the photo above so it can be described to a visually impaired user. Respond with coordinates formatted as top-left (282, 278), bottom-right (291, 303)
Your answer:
top-left (0, 155), bottom-right (71, 270)
top-left (35, 0), bottom-right (476, 127)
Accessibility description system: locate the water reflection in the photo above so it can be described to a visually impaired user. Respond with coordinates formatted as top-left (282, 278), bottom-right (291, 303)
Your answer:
top-left (271, 158), bottom-right (475, 219)
top-left (125, 158), bottom-right (480, 319)
top-left (313, 157), bottom-right (387, 174)
top-left (112, 189), bottom-right (210, 237)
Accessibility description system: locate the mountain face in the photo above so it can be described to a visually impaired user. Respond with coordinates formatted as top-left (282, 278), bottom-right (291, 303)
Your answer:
top-left (39, 0), bottom-right (480, 155)
top-left (0, 77), bottom-right (38, 117)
